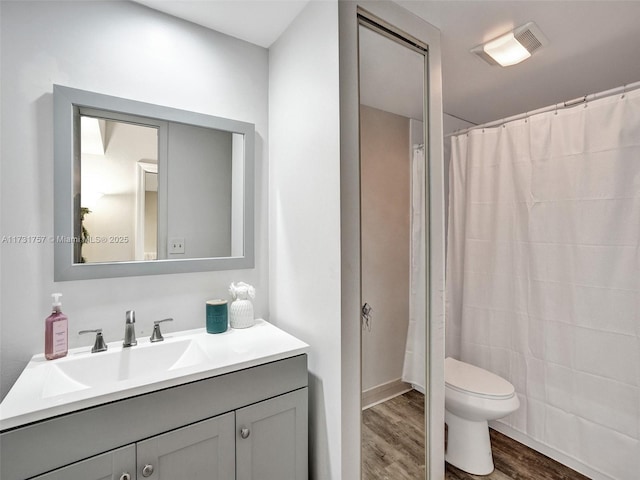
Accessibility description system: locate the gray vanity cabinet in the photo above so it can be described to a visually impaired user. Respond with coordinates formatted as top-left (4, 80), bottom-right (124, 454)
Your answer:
top-left (31, 412), bottom-right (237, 480)
top-left (1, 355), bottom-right (308, 480)
top-left (236, 388), bottom-right (308, 480)
top-left (31, 446), bottom-right (135, 480)
top-left (31, 392), bottom-right (306, 480)
top-left (136, 412), bottom-right (236, 480)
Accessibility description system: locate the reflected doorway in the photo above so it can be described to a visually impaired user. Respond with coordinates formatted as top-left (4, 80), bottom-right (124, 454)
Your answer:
top-left (80, 117), bottom-right (159, 263)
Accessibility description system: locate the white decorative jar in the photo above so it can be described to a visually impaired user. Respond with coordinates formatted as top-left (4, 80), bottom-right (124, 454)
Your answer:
top-left (229, 282), bottom-right (256, 329)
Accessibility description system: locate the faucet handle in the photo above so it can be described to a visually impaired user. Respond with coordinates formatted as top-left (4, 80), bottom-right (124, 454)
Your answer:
top-left (126, 310), bottom-right (135, 324)
top-left (150, 318), bottom-right (173, 343)
top-left (79, 329), bottom-right (108, 353)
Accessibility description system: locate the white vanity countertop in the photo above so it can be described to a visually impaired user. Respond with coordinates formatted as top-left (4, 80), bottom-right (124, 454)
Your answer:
top-left (0, 319), bottom-right (309, 431)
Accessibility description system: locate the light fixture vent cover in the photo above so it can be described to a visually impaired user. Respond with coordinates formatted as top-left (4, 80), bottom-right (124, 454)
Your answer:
top-left (514, 22), bottom-right (547, 54)
top-left (472, 21), bottom-right (548, 66)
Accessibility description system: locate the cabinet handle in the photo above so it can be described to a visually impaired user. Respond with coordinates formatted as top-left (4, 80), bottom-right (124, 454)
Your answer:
top-left (142, 463), bottom-right (154, 477)
top-left (119, 474), bottom-right (131, 480)
top-left (240, 427), bottom-right (251, 439)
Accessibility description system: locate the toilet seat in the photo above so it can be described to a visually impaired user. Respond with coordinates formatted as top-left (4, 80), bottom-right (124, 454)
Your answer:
top-left (445, 357), bottom-right (515, 400)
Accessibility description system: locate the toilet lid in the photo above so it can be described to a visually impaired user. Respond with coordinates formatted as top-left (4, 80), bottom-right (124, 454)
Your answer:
top-left (445, 357), bottom-right (515, 399)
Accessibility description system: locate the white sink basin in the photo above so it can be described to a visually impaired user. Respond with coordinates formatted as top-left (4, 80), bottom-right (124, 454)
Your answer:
top-left (0, 319), bottom-right (309, 430)
top-left (43, 337), bottom-right (210, 398)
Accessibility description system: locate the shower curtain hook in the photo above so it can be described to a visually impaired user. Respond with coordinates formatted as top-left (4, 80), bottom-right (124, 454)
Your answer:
top-left (554, 103), bottom-right (558, 116)
top-left (622, 84), bottom-right (627, 99)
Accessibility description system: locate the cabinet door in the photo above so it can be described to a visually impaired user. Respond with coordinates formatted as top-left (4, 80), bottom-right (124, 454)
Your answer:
top-left (236, 388), bottom-right (308, 480)
top-left (31, 445), bottom-right (135, 480)
top-left (136, 412), bottom-right (235, 480)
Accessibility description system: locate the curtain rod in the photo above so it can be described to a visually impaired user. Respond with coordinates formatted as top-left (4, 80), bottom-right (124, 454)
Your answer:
top-left (447, 80), bottom-right (640, 137)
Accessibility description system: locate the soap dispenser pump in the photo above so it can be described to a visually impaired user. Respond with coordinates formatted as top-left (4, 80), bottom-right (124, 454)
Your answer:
top-left (45, 293), bottom-right (68, 360)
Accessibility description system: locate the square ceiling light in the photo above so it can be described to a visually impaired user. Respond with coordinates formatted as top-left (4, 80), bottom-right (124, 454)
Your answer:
top-left (471, 22), bottom-right (548, 67)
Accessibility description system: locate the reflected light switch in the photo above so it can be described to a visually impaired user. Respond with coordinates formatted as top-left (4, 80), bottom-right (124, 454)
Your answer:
top-left (169, 237), bottom-right (185, 254)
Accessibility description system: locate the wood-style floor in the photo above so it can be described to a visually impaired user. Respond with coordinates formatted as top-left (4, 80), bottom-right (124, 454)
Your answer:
top-left (363, 390), bottom-right (426, 479)
top-left (362, 391), bottom-right (591, 480)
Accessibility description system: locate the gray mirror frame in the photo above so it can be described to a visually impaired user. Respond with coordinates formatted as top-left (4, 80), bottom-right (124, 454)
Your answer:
top-left (53, 85), bottom-right (255, 281)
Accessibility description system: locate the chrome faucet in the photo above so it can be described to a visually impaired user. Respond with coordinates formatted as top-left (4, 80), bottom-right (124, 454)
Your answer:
top-left (79, 328), bottom-right (108, 353)
top-left (123, 310), bottom-right (137, 347)
top-left (150, 318), bottom-right (173, 342)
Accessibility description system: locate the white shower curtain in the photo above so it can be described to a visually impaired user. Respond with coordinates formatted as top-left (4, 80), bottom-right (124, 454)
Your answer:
top-left (402, 145), bottom-right (426, 392)
top-left (446, 87), bottom-right (640, 479)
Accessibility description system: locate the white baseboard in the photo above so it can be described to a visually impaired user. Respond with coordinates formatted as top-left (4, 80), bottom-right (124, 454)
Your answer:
top-left (362, 378), bottom-right (412, 410)
top-left (411, 383), bottom-right (425, 395)
top-left (490, 421), bottom-right (614, 480)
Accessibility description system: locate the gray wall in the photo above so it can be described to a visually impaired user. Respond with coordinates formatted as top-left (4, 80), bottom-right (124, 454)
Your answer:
top-left (167, 123), bottom-right (232, 259)
top-left (268, 2), bottom-right (342, 479)
top-left (360, 105), bottom-right (411, 393)
top-left (0, 0), bottom-right (269, 398)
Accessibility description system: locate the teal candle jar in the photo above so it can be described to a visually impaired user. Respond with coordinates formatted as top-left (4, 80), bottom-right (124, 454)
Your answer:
top-left (206, 299), bottom-right (228, 334)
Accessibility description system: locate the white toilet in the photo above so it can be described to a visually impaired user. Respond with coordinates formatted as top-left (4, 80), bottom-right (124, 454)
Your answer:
top-left (444, 357), bottom-right (520, 475)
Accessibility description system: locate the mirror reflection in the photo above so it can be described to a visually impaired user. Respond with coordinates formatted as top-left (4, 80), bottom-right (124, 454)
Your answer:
top-left (76, 111), bottom-right (244, 265)
top-left (358, 18), bottom-right (428, 479)
top-left (142, 168), bottom-right (158, 260)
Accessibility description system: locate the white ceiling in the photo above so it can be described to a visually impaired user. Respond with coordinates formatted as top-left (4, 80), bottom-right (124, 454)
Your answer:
top-left (135, 0), bottom-right (640, 127)
top-left (134, 0), bottom-right (308, 48)
top-left (400, 0), bottom-right (640, 125)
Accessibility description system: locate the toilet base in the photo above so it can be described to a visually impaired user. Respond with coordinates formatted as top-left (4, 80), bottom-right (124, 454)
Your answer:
top-left (445, 411), bottom-right (494, 475)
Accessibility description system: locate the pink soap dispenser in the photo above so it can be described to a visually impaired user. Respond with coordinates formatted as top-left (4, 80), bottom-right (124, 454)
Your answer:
top-left (45, 293), bottom-right (68, 360)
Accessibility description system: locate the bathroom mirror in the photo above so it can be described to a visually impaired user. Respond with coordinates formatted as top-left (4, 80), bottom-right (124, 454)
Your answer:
top-left (54, 85), bottom-right (255, 280)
